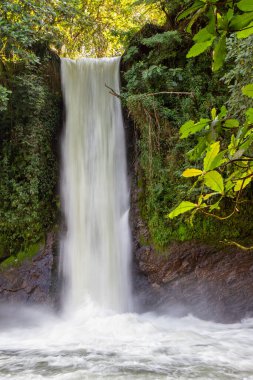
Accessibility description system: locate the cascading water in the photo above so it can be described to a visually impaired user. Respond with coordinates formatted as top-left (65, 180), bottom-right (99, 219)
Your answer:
top-left (60, 57), bottom-right (132, 312)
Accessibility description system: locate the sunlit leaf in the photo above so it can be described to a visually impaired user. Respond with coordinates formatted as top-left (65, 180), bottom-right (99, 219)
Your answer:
top-left (211, 108), bottom-right (217, 120)
top-left (186, 39), bottom-right (214, 58)
top-left (237, 21), bottom-right (253, 38)
top-left (204, 170), bottom-right (224, 193)
top-left (168, 201), bottom-right (197, 219)
top-left (242, 84), bottom-right (253, 98)
top-left (193, 27), bottom-right (215, 42)
top-left (224, 119), bottom-right (240, 128)
top-left (234, 175), bottom-right (252, 192)
top-left (204, 142), bottom-right (220, 171)
top-left (180, 119), bottom-right (210, 139)
top-left (182, 168), bottom-right (203, 177)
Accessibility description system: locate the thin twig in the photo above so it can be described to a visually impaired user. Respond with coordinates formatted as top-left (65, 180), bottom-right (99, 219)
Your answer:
top-left (144, 91), bottom-right (194, 97)
top-left (221, 240), bottom-right (253, 251)
top-left (105, 83), bottom-right (121, 99)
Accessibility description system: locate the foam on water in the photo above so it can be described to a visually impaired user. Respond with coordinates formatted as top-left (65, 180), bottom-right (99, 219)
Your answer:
top-left (0, 303), bottom-right (253, 379)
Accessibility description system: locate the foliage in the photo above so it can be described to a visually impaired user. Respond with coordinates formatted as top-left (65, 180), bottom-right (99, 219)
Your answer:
top-left (167, 2), bottom-right (253, 233)
top-left (122, 27), bottom-right (232, 249)
top-left (177, 0), bottom-right (253, 71)
top-left (0, 0), bottom-right (164, 64)
top-left (0, 60), bottom-right (61, 255)
top-left (222, 35), bottom-right (253, 120)
top-left (0, 85), bottom-right (11, 112)
top-left (169, 104), bottom-right (253, 220)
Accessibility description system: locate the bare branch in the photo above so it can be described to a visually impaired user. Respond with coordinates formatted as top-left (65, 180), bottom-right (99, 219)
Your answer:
top-left (105, 83), bottom-right (121, 99)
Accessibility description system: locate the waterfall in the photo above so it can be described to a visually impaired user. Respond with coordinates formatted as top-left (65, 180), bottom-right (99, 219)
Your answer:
top-left (60, 57), bottom-right (132, 312)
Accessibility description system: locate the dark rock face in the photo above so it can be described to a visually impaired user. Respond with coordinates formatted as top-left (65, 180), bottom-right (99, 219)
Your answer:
top-left (134, 242), bottom-right (253, 323)
top-left (0, 233), bottom-right (58, 306)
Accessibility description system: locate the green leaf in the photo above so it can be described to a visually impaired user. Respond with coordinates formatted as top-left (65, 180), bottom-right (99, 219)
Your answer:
top-left (204, 170), bottom-right (224, 194)
top-left (168, 201), bottom-right (197, 219)
top-left (228, 134), bottom-right (238, 156)
top-left (227, 9), bottom-right (234, 22)
top-left (212, 34), bottom-right (226, 71)
top-left (211, 108), bottom-right (217, 120)
top-left (177, 1), bottom-right (204, 21)
top-left (209, 200), bottom-right (221, 211)
top-left (204, 142), bottom-right (220, 171)
top-left (201, 192), bottom-right (219, 200)
top-left (218, 106), bottom-right (227, 119)
top-left (193, 27), bottom-right (215, 42)
top-left (242, 84), bottom-right (253, 98)
top-left (180, 119), bottom-right (210, 138)
top-left (237, 0), bottom-right (253, 12)
top-left (237, 21), bottom-right (253, 38)
top-left (240, 129), bottom-right (253, 151)
top-left (230, 12), bottom-right (253, 31)
top-left (234, 174), bottom-right (252, 192)
top-left (187, 137), bottom-right (207, 161)
top-left (187, 39), bottom-right (214, 58)
top-left (224, 119), bottom-right (240, 128)
top-left (182, 168), bottom-right (203, 177)
top-left (246, 108), bottom-right (253, 124)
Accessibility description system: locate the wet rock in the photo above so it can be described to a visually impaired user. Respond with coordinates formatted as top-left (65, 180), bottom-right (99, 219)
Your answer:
top-left (133, 240), bottom-right (253, 323)
top-left (0, 233), bottom-right (58, 306)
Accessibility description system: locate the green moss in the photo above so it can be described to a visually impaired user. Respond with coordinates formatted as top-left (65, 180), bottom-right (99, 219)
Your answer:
top-left (0, 241), bottom-right (42, 270)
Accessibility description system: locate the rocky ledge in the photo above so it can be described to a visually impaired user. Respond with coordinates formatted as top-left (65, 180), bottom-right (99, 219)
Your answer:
top-left (133, 241), bottom-right (253, 323)
top-left (0, 233), bottom-right (58, 306)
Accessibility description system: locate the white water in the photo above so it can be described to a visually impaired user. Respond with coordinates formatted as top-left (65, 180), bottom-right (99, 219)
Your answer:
top-left (1, 57), bottom-right (253, 379)
top-left (60, 57), bottom-right (131, 312)
top-left (1, 304), bottom-right (253, 379)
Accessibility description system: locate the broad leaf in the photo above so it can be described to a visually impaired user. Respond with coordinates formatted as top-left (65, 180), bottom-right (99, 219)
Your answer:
top-left (177, 2), bottom-right (204, 21)
top-left (204, 142), bottom-right (220, 171)
top-left (193, 27), bottom-right (215, 42)
top-left (202, 192), bottom-right (219, 200)
top-left (242, 84), bottom-right (253, 98)
top-left (237, 21), bottom-right (253, 38)
top-left (211, 108), bottom-right (217, 120)
top-left (228, 134), bottom-right (238, 156)
top-left (204, 170), bottom-right (224, 194)
top-left (224, 119), bottom-right (240, 128)
top-left (230, 12), bottom-right (253, 31)
top-left (218, 106), bottom-right (228, 119)
top-left (182, 168), bottom-right (203, 177)
top-left (168, 201), bottom-right (197, 219)
top-left (212, 34), bottom-right (226, 71)
top-left (234, 175), bottom-right (252, 192)
top-left (186, 39), bottom-right (214, 58)
top-left (237, 0), bottom-right (253, 12)
top-left (246, 108), bottom-right (253, 124)
top-left (180, 119), bottom-right (210, 139)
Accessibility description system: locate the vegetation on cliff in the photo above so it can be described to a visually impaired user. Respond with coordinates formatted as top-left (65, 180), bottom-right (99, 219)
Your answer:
top-left (122, 0), bottom-right (253, 250)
